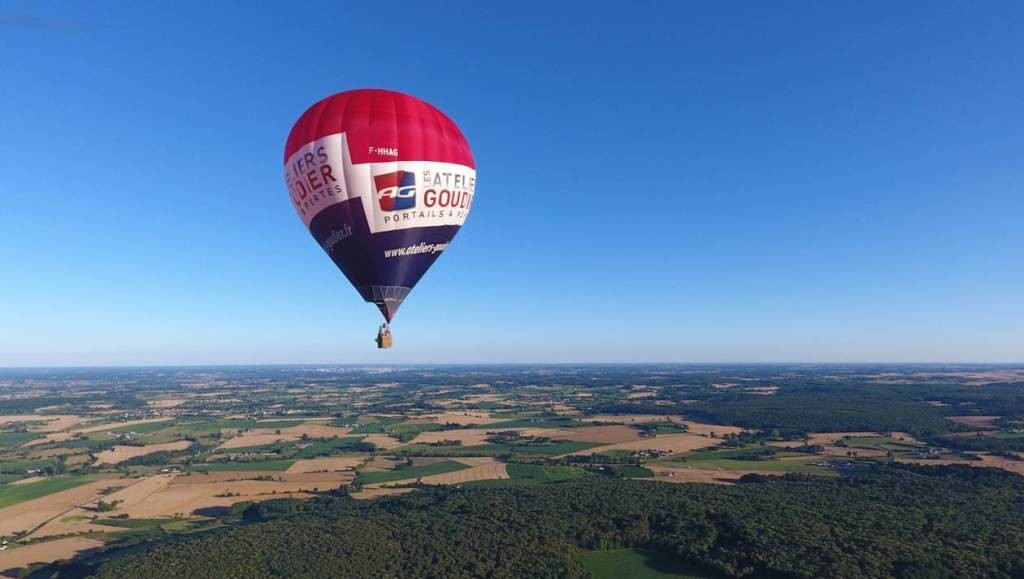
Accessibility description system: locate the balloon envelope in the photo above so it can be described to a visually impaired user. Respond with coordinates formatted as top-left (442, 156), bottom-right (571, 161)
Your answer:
top-left (284, 89), bottom-right (475, 321)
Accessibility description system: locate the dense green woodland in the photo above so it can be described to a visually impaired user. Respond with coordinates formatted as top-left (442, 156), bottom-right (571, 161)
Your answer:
top-left (47, 464), bottom-right (1024, 579)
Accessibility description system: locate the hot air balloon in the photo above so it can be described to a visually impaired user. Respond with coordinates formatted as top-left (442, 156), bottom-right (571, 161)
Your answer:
top-left (283, 89), bottom-right (475, 348)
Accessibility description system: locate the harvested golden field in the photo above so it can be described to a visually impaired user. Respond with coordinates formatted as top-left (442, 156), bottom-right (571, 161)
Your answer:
top-left (583, 416), bottom-right (744, 437)
top-left (216, 430), bottom-right (295, 450)
top-left (94, 440), bottom-right (192, 465)
top-left (23, 432), bottom-right (80, 447)
top-left (75, 417), bottom-right (173, 434)
top-left (147, 398), bottom-right (186, 408)
top-left (0, 536), bottom-right (104, 577)
top-left (889, 432), bottom-right (923, 444)
top-left (64, 454), bottom-right (91, 467)
top-left (32, 476), bottom-right (174, 538)
top-left (350, 486), bottom-right (417, 500)
top-left (548, 404), bottom-right (580, 415)
top-left (767, 440), bottom-right (888, 459)
top-left (90, 474), bottom-right (174, 508)
top-left (284, 424), bottom-right (353, 438)
top-left (9, 476), bottom-right (47, 486)
top-left (28, 446), bottom-right (85, 459)
top-left (945, 370), bottom-right (1024, 385)
top-left (0, 414), bottom-right (88, 433)
top-left (977, 454), bottom-right (1024, 474)
top-left (823, 445), bottom-right (887, 458)
top-left (422, 411), bottom-right (506, 425)
top-left (648, 464), bottom-right (748, 485)
top-left (361, 434), bottom-right (406, 450)
top-left (566, 433), bottom-right (722, 457)
top-left (897, 454), bottom-right (1024, 476)
top-left (286, 456), bottom-right (366, 473)
top-left (421, 460), bottom-right (508, 485)
top-left (804, 432), bottom-right (882, 445)
top-left (215, 420), bottom-right (351, 450)
top-left (116, 471), bottom-right (353, 519)
top-left (678, 421), bottom-right (745, 437)
top-left (462, 394), bottom-right (503, 404)
top-left (360, 457), bottom-right (401, 472)
top-left (519, 425), bottom-right (642, 444)
top-left (429, 399), bottom-right (463, 409)
top-left (451, 456), bottom-right (498, 467)
top-left (0, 479), bottom-right (116, 537)
top-left (409, 429), bottom-right (499, 447)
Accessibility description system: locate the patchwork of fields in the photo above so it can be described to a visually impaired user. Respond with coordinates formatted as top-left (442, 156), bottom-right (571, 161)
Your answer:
top-left (2, 365), bottom-right (1023, 575)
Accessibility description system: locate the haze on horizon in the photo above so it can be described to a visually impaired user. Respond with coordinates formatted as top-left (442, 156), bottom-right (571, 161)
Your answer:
top-left (2, 2), bottom-right (1021, 366)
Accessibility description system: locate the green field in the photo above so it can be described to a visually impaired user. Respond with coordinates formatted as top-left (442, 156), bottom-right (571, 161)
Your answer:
top-left (407, 441), bottom-right (602, 457)
top-left (94, 517), bottom-right (173, 529)
top-left (35, 438), bottom-right (116, 451)
top-left (0, 458), bottom-right (55, 474)
top-left (989, 431), bottom-right (1024, 440)
top-left (476, 416), bottom-right (579, 429)
top-left (840, 436), bottom-right (920, 450)
top-left (103, 420), bottom-right (176, 435)
top-left (214, 435), bottom-right (368, 455)
top-left (466, 463), bottom-right (588, 488)
top-left (355, 460), bottom-right (468, 485)
top-left (174, 418), bottom-right (304, 432)
top-left (674, 445), bottom-right (831, 475)
top-left (0, 431), bottom-right (41, 447)
top-left (637, 422), bottom-right (688, 434)
top-left (0, 476), bottom-right (95, 509)
top-left (295, 437), bottom-right (368, 458)
top-left (581, 549), bottom-right (711, 579)
top-left (387, 422), bottom-right (444, 435)
top-left (508, 463), bottom-right (586, 481)
top-left (351, 418), bottom-right (399, 434)
top-left (192, 460), bottom-right (295, 472)
top-left (95, 516), bottom-right (207, 535)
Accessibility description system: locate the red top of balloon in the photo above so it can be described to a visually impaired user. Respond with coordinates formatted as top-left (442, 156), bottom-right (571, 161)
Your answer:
top-left (284, 88), bottom-right (474, 168)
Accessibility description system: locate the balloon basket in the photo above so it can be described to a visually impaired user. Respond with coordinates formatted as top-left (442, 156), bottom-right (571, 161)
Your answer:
top-left (376, 328), bottom-right (393, 349)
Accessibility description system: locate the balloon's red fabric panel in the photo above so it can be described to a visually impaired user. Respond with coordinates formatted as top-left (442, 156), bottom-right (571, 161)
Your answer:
top-left (284, 89), bottom-right (474, 167)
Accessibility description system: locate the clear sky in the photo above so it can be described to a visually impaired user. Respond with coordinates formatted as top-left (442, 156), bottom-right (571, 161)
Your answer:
top-left (1, 2), bottom-right (1021, 365)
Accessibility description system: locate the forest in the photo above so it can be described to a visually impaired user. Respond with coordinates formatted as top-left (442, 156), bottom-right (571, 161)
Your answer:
top-left (44, 463), bottom-right (1024, 579)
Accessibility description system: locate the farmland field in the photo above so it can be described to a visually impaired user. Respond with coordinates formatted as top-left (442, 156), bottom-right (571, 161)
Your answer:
top-left (192, 460), bottom-right (296, 472)
top-left (581, 549), bottom-right (712, 579)
top-left (672, 445), bottom-right (833, 475)
top-left (355, 460), bottom-right (468, 485)
top-left (0, 476), bottom-right (95, 508)
top-left (466, 463), bottom-right (588, 487)
top-left (0, 365), bottom-right (1022, 577)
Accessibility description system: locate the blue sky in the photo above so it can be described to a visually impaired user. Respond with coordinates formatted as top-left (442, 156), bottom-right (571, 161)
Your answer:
top-left (1, 2), bottom-right (1021, 365)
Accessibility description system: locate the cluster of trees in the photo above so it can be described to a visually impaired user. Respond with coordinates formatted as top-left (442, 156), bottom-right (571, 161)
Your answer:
top-left (688, 390), bottom-right (954, 435)
top-left (929, 433), bottom-right (1024, 454)
top-left (116, 442), bottom-right (209, 467)
top-left (50, 463), bottom-right (1024, 579)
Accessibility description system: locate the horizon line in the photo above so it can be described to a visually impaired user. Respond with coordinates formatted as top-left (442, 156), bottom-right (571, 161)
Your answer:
top-left (1, 361), bottom-right (1022, 371)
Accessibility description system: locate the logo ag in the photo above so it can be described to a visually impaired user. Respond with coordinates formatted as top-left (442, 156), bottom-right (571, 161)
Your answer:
top-left (374, 171), bottom-right (416, 211)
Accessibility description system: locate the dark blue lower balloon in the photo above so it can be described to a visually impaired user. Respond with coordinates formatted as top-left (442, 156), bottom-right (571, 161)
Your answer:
top-left (308, 198), bottom-right (459, 321)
